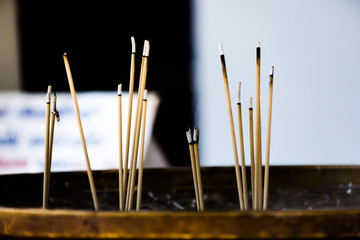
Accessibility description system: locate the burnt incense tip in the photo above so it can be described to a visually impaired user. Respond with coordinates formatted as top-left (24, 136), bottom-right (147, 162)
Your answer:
top-left (250, 97), bottom-right (253, 108)
top-left (256, 41), bottom-right (261, 48)
top-left (55, 111), bottom-right (60, 122)
top-left (52, 94), bottom-right (57, 112)
top-left (237, 82), bottom-right (241, 104)
top-left (186, 129), bottom-right (193, 144)
top-left (143, 89), bottom-right (148, 100)
top-left (218, 43), bottom-right (224, 55)
top-left (193, 127), bottom-right (199, 143)
top-left (270, 66), bottom-right (274, 76)
top-left (131, 37), bottom-right (136, 53)
top-left (63, 52), bottom-right (67, 56)
top-left (143, 40), bottom-right (150, 57)
top-left (54, 91), bottom-right (56, 97)
top-left (118, 84), bottom-right (122, 95)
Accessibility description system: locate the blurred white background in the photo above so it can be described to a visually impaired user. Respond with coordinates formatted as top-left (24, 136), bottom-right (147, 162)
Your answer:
top-left (193, 0), bottom-right (360, 165)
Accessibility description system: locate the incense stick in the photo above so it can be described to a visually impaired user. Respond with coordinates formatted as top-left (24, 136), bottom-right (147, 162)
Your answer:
top-left (48, 92), bottom-right (59, 171)
top-left (186, 129), bottom-right (200, 211)
top-left (136, 90), bottom-right (148, 211)
top-left (63, 53), bottom-right (99, 211)
top-left (249, 97), bottom-right (255, 209)
top-left (193, 127), bottom-right (205, 211)
top-left (258, 114), bottom-right (263, 210)
top-left (123, 37), bottom-right (136, 203)
top-left (126, 40), bottom-right (150, 211)
top-left (255, 41), bottom-right (262, 210)
top-left (236, 82), bottom-right (249, 210)
top-left (263, 66), bottom-right (274, 210)
top-left (118, 84), bottom-right (124, 211)
top-left (42, 85), bottom-right (52, 209)
top-left (218, 43), bottom-right (245, 211)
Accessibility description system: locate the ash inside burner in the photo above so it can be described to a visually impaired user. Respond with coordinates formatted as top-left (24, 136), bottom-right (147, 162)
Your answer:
top-left (1, 166), bottom-right (360, 211)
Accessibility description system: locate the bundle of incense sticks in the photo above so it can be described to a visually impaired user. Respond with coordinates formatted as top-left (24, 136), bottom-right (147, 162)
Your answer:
top-left (43, 86), bottom-right (60, 209)
top-left (186, 128), bottom-right (204, 211)
top-left (124, 39), bottom-right (150, 211)
top-left (218, 42), bottom-right (275, 211)
top-left (62, 38), bottom-right (150, 212)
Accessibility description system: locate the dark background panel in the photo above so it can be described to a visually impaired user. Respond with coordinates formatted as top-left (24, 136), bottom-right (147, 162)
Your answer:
top-left (17, 0), bottom-right (194, 166)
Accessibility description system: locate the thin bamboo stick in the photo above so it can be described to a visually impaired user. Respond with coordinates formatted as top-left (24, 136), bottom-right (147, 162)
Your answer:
top-left (255, 42), bottom-right (262, 211)
top-left (42, 85), bottom-right (52, 209)
top-left (186, 129), bottom-right (200, 211)
top-left (63, 53), bottom-right (99, 211)
top-left (193, 127), bottom-right (205, 211)
top-left (48, 92), bottom-right (59, 173)
top-left (249, 97), bottom-right (255, 209)
top-left (136, 90), bottom-right (148, 211)
top-left (263, 66), bottom-right (274, 210)
top-left (118, 84), bottom-right (124, 211)
top-left (123, 37), bottom-right (136, 203)
top-left (237, 82), bottom-right (249, 210)
top-left (218, 43), bottom-right (245, 211)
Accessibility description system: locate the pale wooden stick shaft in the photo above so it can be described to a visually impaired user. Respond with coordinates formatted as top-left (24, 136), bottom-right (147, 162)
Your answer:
top-left (249, 108), bottom-right (255, 209)
top-left (237, 103), bottom-right (249, 210)
top-left (258, 118), bottom-right (263, 210)
top-left (126, 57), bottom-right (148, 211)
top-left (220, 56), bottom-right (245, 211)
top-left (119, 94), bottom-right (124, 211)
top-left (189, 143), bottom-right (200, 211)
top-left (128, 59), bottom-right (148, 210)
top-left (48, 111), bottom-right (56, 171)
top-left (263, 75), bottom-right (274, 210)
top-left (123, 53), bottom-right (136, 197)
top-left (125, 57), bottom-right (145, 210)
top-left (42, 102), bottom-right (51, 209)
top-left (63, 55), bottom-right (99, 211)
top-left (194, 142), bottom-right (204, 211)
top-left (136, 99), bottom-right (147, 211)
top-left (46, 95), bottom-right (57, 207)
top-left (255, 47), bottom-right (261, 211)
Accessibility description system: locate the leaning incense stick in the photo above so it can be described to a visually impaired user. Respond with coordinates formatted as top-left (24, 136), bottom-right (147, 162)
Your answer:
top-left (123, 37), bottom-right (136, 201)
top-left (236, 82), bottom-right (249, 210)
top-left (218, 43), bottom-right (245, 211)
top-left (249, 97), bottom-right (255, 209)
top-left (63, 53), bottom-right (99, 211)
top-left (136, 90), bottom-right (148, 211)
top-left (263, 66), bottom-right (274, 210)
top-left (118, 84), bottom-right (124, 211)
top-left (43, 85), bottom-right (52, 209)
top-left (255, 41), bottom-right (262, 210)
top-left (186, 129), bottom-right (200, 211)
top-left (126, 40), bottom-right (150, 211)
top-left (193, 127), bottom-right (205, 211)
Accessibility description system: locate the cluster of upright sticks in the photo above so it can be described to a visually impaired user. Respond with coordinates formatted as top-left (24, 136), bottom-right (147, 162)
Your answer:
top-left (121, 39), bottom-right (150, 212)
top-left (42, 37), bottom-right (150, 211)
top-left (219, 42), bottom-right (274, 211)
top-left (186, 128), bottom-right (204, 211)
top-left (43, 86), bottom-right (60, 209)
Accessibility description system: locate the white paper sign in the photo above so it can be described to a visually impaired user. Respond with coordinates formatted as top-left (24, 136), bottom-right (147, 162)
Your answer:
top-left (0, 91), bottom-right (159, 174)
